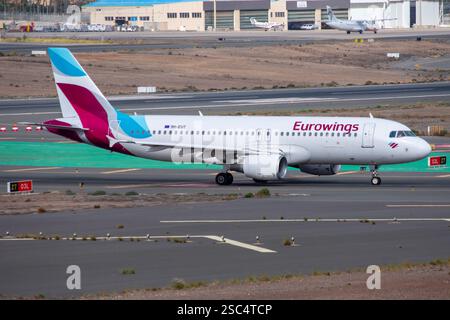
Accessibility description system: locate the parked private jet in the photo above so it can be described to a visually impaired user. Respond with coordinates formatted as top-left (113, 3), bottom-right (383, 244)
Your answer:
top-left (22, 48), bottom-right (431, 186)
top-left (249, 17), bottom-right (284, 31)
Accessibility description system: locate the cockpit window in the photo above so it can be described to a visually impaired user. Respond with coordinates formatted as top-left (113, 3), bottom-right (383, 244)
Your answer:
top-left (394, 130), bottom-right (416, 138)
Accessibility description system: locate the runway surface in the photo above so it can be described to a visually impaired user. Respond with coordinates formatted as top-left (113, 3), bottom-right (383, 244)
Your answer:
top-left (2, 29), bottom-right (450, 53)
top-left (0, 168), bottom-right (449, 297)
top-left (1, 82), bottom-right (450, 142)
top-left (1, 82), bottom-right (449, 297)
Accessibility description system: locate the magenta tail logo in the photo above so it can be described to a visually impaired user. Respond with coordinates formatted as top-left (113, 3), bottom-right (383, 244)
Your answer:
top-left (57, 83), bottom-right (110, 149)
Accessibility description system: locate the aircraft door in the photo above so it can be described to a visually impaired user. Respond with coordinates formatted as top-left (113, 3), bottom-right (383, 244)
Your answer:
top-left (362, 123), bottom-right (375, 148)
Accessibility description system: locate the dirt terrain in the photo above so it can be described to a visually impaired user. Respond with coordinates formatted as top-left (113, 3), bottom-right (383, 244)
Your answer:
top-left (89, 261), bottom-right (450, 300)
top-left (0, 191), bottom-right (242, 215)
top-left (1, 40), bottom-right (449, 98)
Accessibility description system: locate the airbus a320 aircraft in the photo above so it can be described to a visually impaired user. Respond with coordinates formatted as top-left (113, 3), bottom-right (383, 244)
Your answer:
top-left (325, 6), bottom-right (390, 34)
top-left (23, 48), bottom-right (431, 186)
top-left (249, 17), bottom-right (284, 31)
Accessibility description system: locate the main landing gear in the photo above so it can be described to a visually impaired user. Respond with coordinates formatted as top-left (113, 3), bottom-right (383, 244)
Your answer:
top-left (215, 172), bottom-right (233, 185)
top-left (370, 165), bottom-right (381, 185)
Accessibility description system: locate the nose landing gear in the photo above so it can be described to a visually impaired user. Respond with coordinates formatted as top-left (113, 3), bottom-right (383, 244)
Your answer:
top-left (215, 172), bottom-right (233, 185)
top-left (370, 165), bottom-right (381, 185)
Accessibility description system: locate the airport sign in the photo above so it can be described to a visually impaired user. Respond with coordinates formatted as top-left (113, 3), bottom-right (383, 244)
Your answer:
top-left (428, 156), bottom-right (447, 167)
top-left (7, 180), bottom-right (33, 194)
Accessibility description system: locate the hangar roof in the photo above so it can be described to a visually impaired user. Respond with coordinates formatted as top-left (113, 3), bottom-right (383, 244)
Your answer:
top-left (84, 0), bottom-right (197, 7)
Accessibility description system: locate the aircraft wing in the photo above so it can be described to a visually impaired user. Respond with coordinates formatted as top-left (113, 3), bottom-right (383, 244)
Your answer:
top-left (107, 135), bottom-right (284, 156)
top-left (17, 122), bottom-right (89, 131)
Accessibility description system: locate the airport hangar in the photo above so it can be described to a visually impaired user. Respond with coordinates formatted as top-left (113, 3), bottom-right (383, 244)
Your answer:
top-left (83, 0), bottom-right (447, 32)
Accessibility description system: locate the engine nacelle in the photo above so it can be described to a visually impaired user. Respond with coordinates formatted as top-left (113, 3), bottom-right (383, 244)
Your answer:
top-left (299, 164), bottom-right (341, 176)
top-left (241, 155), bottom-right (288, 180)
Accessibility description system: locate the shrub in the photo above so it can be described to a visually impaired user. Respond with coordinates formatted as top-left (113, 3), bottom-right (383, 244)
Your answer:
top-left (125, 191), bottom-right (139, 196)
top-left (89, 190), bottom-right (106, 196)
top-left (37, 207), bottom-right (46, 213)
top-left (255, 188), bottom-right (270, 198)
top-left (121, 268), bottom-right (135, 275)
top-left (283, 239), bottom-right (293, 246)
top-left (171, 278), bottom-right (186, 290)
top-left (244, 192), bottom-right (254, 198)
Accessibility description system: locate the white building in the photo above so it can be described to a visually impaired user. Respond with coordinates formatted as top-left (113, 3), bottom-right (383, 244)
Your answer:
top-left (349, 0), bottom-right (410, 28)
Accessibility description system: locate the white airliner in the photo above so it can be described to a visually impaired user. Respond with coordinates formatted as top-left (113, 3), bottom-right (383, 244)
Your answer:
top-left (249, 17), bottom-right (284, 31)
top-left (23, 48), bottom-right (431, 186)
top-left (325, 6), bottom-right (394, 34)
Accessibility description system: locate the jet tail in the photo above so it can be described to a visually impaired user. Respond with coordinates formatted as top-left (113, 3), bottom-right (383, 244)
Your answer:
top-left (326, 6), bottom-right (337, 22)
top-left (46, 48), bottom-right (150, 152)
top-left (47, 47), bottom-right (118, 148)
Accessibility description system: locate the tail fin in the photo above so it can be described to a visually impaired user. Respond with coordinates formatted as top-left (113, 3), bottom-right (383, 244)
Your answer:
top-left (326, 6), bottom-right (336, 22)
top-left (250, 17), bottom-right (257, 25)
top-left (48, 47), bottom-right (117, 148)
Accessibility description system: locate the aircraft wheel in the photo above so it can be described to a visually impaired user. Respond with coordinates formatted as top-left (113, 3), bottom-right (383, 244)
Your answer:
top-left (216, 172), bottom-right (233, 185)
top-left (346, 31), bottom-right (350, 34)
top-left (359, 30), bottom-right (363, 34)
top-left (216, 173), bottom-right (228, 185)
top-left (374, 30), bottom-right (377, 34)
top-left (225, 173), bottom-right (233, 185)
top-left (371, 176), bottom-right (381, 186)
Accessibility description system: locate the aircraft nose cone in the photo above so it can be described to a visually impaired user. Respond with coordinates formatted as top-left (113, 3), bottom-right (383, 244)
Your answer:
top-left (414, 139), bottom-right (432, 160)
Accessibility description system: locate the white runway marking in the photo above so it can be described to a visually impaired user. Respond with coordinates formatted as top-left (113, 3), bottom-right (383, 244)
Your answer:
top-left (336, 171), bottom-right (359, 175)
top-left (203, 235), bottom-right (276, 253)
top-left (386, 204), bottom-right (450, 208)
top-left (2, 93), bottom-right (450, 116)
top-left (161, 218), bottom-right (450, 223)
top-left (3, 167), bottom-right (60, 172)
top-left (0, 234), bottom-right (276, 253)
top-left (436, 174), bottom-right (450, 178)
top-left (106, 184), bottom-right (155, 189)
top-left (101, 168), bottom-right (141, 175)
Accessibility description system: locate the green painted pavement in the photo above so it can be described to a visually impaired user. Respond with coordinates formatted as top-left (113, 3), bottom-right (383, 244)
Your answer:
top-left (0, 141), bottom-right (448, 172)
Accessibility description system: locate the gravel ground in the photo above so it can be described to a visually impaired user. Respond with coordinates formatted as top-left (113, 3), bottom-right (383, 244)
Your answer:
top-left (0, 192), bottom-right (240, 215)
top-left (88, 262), bottom-right (450, 300)
top-left (1, 40), bottom-right (450, 98)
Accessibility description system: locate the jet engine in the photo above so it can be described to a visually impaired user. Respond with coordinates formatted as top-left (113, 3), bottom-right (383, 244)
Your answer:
top-left (232, 155), bottom-right (288, 180)
top-left (298, 164), bottom-right (341, 176)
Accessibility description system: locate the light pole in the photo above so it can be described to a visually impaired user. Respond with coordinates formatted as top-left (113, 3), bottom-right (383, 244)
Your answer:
top-left (213, 0), bottom-right (216, 31)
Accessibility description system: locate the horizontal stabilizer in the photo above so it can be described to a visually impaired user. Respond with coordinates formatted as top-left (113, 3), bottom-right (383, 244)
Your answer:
top-left (18, 122), bottom-right (89, 131)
